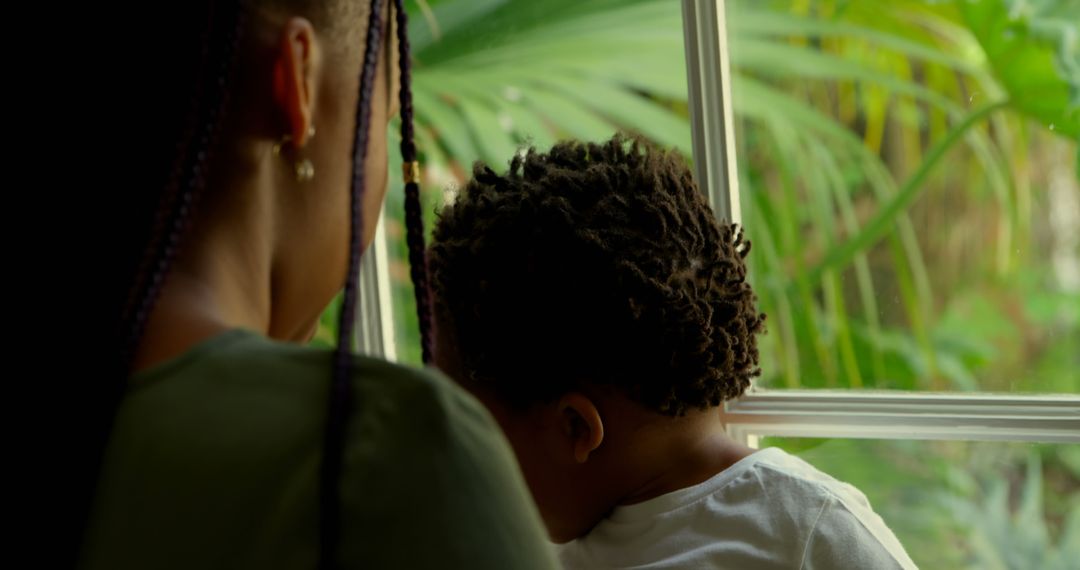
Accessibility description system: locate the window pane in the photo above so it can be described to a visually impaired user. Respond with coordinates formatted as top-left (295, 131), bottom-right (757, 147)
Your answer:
top-left (761, 437), bottom-right (1080, 569)
top-left (727, 0), bottom-right (1079, 391)
top-left (383, 0), bottom-right (694, 365)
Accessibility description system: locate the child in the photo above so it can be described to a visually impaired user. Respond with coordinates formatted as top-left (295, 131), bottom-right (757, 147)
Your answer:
top-left (428, 135), bottom-right (917, 569)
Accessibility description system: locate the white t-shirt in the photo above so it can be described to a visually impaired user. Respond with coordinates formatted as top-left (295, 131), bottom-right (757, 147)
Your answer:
top-left (557, 447), bottom-right (917, 569)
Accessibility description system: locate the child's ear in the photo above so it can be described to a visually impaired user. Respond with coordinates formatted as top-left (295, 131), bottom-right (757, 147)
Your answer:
top-left (558, 393), bottom-right (604, 464)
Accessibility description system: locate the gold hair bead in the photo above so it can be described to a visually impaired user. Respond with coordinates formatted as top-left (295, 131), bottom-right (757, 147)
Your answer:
top-left (403, 161), bottom-right (421, 184)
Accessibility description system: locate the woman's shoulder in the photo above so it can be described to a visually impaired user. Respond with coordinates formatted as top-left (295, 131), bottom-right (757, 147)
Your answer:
top-left (129, 328), bottom-right (496, 449)
top-left (133, 329), bottom-right (469, 403)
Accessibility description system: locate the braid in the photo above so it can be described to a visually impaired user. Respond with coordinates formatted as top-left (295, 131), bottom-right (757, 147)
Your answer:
top-left (122, 0), bottom-right (247, 368)
top-left (319, 0), bottom-right (384, 567)
top-left (79, 0), bottom-right (249, 564)
top-left (393, 0), bottom-right (434, 364)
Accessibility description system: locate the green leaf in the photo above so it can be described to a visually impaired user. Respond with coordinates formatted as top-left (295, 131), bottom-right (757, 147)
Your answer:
top-left (959, 0), bottom-right (1080, 136)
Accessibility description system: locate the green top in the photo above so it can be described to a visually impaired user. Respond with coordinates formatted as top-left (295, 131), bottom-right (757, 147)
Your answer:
top-left (80, 330), bottom-right (557, 569)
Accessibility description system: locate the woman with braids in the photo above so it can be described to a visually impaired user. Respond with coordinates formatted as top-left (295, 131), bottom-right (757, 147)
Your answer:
top-left (79, 0), bottom-right (557, 568)
top-left (429, 135), bottom-right (917, 569)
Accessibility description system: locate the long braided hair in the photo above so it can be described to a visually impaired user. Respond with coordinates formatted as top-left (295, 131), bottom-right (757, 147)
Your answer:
top-left (320, 0), bottom-right (384, 561)
top-left (79, 1), bottom-right (250, 563)
top-left (92, 0), bottom-right (432, 567)
top-left (394, 0), bottom-right (434, 365)
top-left (68, 1), bottom-right (249, 565)
top-left (321, 0), bottom-right (432, 565)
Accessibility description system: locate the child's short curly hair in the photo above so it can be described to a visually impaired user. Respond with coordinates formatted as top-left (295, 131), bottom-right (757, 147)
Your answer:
top-left (429, 134), bottom-right (766, 416)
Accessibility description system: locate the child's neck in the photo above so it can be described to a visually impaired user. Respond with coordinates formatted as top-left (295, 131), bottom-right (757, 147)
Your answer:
top-left (617, 412), bottom-right (754, 507)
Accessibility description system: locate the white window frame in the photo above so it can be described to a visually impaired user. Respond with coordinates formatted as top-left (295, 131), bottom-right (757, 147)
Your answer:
top-left (356, 0), bottom-right (1080, 448)
top-left (681, 0), bottom-right (1079, 447)
top-left (356, 210), bottom-right (397, 362)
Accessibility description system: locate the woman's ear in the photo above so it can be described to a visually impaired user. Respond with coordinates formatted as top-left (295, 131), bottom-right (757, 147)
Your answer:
top-left (272, 17), bottom-right (321, 146)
